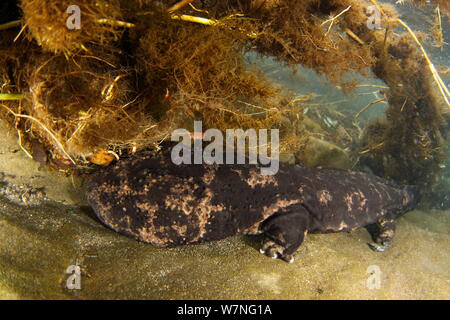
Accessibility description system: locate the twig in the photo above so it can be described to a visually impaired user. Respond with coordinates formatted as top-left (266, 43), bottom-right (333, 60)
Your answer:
top-left (189, 3), bottom-right (209, 14)
top-left (290, 93), bottom-right (317, 104)
top-left (344, 27), bottom-right (365, 45)
top-left (0, 93), bottom-right (25, 100)
top-left (433, 6), bottom-right (443, 51)
top-left (96, 19), bottom-right (135, 28)
top-left (168, 0), bottom-right (196, 13)
top-left (3, 18), bottom-right (135, 33)
top-left (354, 98), bottom-right (386, 118)
top-left (0, 103), bottom-right (76, 165)
top-left (171, 14), bottom-right (218, 26)
top-left (13, 23), bottom-right (27, 42)
top-left (400, 97), bottom-right (408, 112)
top-left (359, 142), bottom-right (384, 155)
top-left (17, 130), bottom-right (33, 159)
top-left (369, 0), bottom-right (385, 16)
top-left (0, 20), bottom-right (21, 31)
top-left (336, 84), bottom-right (389, 90)
top-left (321, 6), bottom-right (352, 36)
top-left (353, 84), bottom-right (389, 89)
top-left (170, 14), bottom-right (257, 38)
top-left (397, 18), bottom-right (450, 108)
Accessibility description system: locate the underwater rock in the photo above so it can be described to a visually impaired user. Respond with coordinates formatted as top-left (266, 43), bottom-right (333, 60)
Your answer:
top-left (279, 153), bottom-right (295, 164)
top-left (297, 115), bottom-right (324, 134)
top-left (296, 136), bottom-right (352, 169)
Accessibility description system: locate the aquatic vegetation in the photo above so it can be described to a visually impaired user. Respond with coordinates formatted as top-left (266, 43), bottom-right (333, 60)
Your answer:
top-left (0, 0), bottom-right (447, 193)
top-left (20, 0), bottom-right (127, 54)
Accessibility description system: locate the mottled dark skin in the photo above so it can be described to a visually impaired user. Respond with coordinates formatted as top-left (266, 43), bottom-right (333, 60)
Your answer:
top-left (86, 144), bottom-right (420, 263)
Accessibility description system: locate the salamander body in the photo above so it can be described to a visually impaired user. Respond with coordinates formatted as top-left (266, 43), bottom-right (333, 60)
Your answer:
top-left (86, 144), bottom-right (420, 262)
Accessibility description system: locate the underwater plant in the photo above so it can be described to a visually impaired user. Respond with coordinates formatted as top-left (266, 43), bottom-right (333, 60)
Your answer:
top-left (0, 0), bottom-right (447, 193)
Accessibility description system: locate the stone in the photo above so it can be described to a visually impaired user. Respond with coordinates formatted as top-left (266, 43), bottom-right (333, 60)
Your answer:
top-left (297, 115), bottom-right (324, 134)
top-left (296, 136), bottom-right (352, 169)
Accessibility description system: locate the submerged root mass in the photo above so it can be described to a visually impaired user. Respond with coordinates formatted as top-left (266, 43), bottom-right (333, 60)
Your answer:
top-left (0, 0), bottom-right (446, 191)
